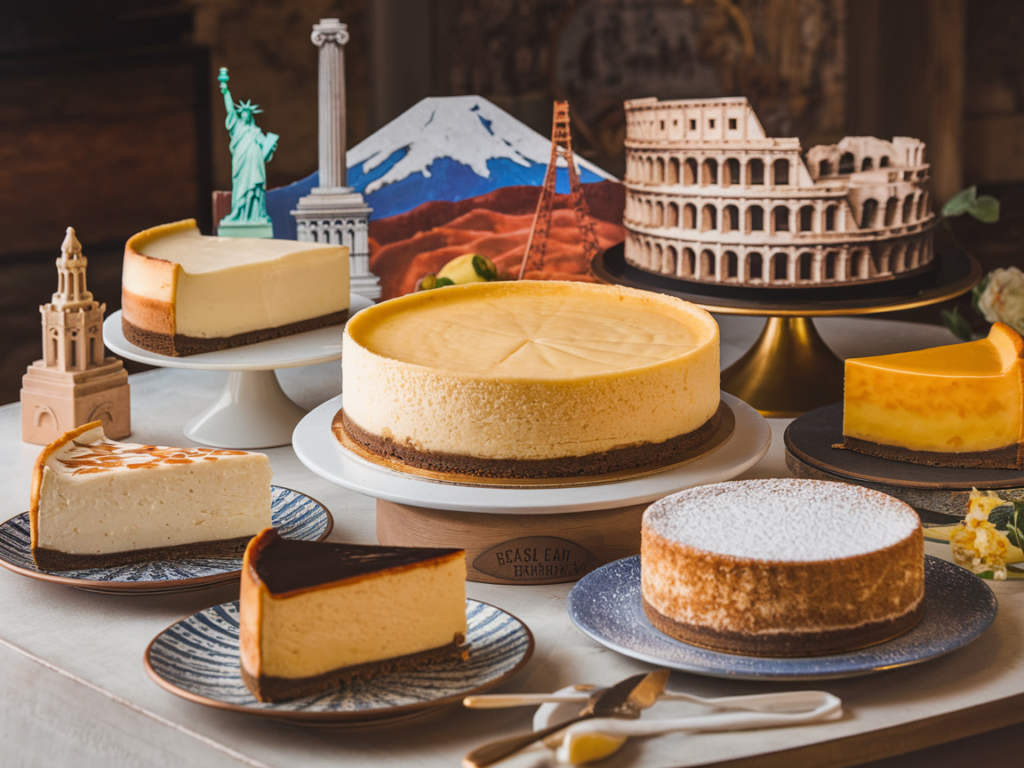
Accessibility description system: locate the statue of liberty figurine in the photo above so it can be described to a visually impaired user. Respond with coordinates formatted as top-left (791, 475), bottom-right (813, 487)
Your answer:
top-left (217, 67), bottom-right (278, 238)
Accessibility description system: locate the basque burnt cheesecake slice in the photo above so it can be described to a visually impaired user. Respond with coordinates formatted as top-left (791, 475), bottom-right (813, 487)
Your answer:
top-left (843, 322), bottom-right (1024, 469)
top-left (641, 479), bottom-right (924, 657)
top-left (240, 529), bottom-right (468, 702)
top-left (122, 219), bottom-right (350, 356)
top-left (339, 280), bottom-right (721, 478)
top-left (30, 422), bottom-right (272, 570)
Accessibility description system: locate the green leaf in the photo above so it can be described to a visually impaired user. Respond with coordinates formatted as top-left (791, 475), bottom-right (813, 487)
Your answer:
top-left (1007, 503), bottom-right (1024, 549)
top-left (940, 307), bottom-right (973, 341)
top-left (969, 195), bottom-right (1000, 223)
top-left (942, 186), bottom-right (977, 217)
top-left (971, 273), bottom-right (991, 313)
top-left (988, 504), bottom-right (1014, 530)
top-left (472, 254), bottom-right (499, 281)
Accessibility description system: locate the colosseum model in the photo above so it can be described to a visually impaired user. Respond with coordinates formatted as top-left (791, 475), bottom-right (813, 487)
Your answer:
top-left (623, 97), bottom-right (938, 288)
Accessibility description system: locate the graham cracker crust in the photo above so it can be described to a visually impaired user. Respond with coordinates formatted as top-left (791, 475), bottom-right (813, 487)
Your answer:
top-left (122, 309), bottom-right (349, 357)
top-left (242, 635), bottom-right (469, 702)
top-left (642, 596), bottom-right (925, 657)
top-left (33, 535), bottom-right (254, 571)
top-left (840, 436), bottom-right (1024, 470)
top-left (338, 405), bottom-right (723, 480)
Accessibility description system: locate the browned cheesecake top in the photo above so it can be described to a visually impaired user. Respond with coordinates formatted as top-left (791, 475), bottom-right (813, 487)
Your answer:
top-left (247, 529), bottom-right (463, 596)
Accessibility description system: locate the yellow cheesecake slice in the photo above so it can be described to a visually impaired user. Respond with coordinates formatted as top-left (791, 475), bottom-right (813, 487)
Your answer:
top-left (122, 219), bottom-right (349, 356)
top-left (30, 422), bottom-right (272, 570)
top-left (339, 280), bottom-right (721, 478)
top-left (240, 528), bottom-right (468, 702)
top-left (843, 322), bottom-right (1024, 468)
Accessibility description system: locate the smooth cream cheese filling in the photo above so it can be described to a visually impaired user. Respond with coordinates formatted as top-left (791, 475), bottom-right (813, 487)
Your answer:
top-left (255, 557), bottom-right (467, 679)
top-left (342, 281), bottom-right (720, 461)
top-left (123, 221), bottom-right (349, 338)
top-left (36, 427), bottom-right (272, 555)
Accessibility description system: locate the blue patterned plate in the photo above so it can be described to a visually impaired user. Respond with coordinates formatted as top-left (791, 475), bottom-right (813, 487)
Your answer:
top-left (0, 486), bottom-right (332, 594)
top-left (567, 555), bottom-right (996, 681)
top-left (145, 599), bottom-right (534, 724)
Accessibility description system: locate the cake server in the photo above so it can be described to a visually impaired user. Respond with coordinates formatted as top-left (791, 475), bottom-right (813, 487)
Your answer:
top-left (465, 688), bottom-right (833, 715)
top-left (462, 670), bottom-right (668, 768)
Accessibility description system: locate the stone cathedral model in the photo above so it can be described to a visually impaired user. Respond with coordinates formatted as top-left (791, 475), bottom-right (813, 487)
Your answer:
top-left (21, 228), bottom-right (130, 444)
top-left (622, 97), bottom-right (938, 288)
top-left (292, 18), bottom-right (380, 300)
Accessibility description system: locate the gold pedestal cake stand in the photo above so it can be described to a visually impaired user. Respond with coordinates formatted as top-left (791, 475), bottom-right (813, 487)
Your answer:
top-left (592, 241), bottom-right (981, 418)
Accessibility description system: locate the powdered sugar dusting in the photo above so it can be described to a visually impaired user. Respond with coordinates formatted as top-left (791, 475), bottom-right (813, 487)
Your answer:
top-left (644, 479), bottom-right (920, 561)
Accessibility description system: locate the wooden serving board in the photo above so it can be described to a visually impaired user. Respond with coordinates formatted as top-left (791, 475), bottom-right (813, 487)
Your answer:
top-left (785, 403), bottom-right (1024, 519)
top-left (377, 500), bottom-right (647, 585)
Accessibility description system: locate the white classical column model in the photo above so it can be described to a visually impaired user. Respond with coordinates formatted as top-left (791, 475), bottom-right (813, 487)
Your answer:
top-left (292, 17), bottom-right (380, 300)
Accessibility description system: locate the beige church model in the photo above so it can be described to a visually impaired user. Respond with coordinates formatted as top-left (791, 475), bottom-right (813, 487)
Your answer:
top-left (623, 97), bottom-right (938, 287)
top-left (21, 228), bottom-right (130, 444)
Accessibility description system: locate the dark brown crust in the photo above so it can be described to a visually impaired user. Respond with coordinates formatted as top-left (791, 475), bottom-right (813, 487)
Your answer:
top-left (122, 310), bottom-right (349, 357)
top-left (841, 435), bottom-right (1024, 470)
top-left (642, 595), bottom-right (924, 657)
top-left (337, 404), bottom-right (723, 479)
top-left (33, 535), bottom-right (254, 571)
top-left (242, 635), bottom-right (468, 702)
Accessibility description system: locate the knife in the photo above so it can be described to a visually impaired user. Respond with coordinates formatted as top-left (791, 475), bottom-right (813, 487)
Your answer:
top-left (462, 670), bottom-right (669, 768)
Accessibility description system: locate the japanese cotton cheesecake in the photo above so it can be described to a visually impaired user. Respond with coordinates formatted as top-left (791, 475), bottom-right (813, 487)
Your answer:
top-left (30, 422), bottom-right (272, 570)
top-left (843, 322), bottom-right (1024, 469)
top-left (122, 219), bottom-right (349, 356)
top-left (641, 479), bottom-right (924, 656)
top-left (240, 528), bottom-right (468, 702)
top-left (338, 280), bottom-right (720, 478)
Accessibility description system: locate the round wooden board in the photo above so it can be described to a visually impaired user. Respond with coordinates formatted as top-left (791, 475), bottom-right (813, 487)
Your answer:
top-left (332, 403), bottom-right (736, 489)
top-left (784, 403), bottom-right (1024, 519)
top-left (377, 499), bottom-right (647, 585)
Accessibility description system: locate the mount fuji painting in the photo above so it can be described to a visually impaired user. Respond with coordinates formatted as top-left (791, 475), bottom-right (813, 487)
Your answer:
top-left (266, 96), bottom-right (626, 299)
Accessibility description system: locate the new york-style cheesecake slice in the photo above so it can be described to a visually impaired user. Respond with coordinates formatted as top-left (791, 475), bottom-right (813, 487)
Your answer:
top-left (843, 322), bottom-right (1024, 469)
top-left (122, 219), bottom-right (350, 356)
top-left (239, 529), bottom-right (468, 702)
top-left (30, 422), bottom-right (272, 570)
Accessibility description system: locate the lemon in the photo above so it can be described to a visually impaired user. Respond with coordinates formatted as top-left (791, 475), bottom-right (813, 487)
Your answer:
top-left (437, 253), bottom-right (498, 284)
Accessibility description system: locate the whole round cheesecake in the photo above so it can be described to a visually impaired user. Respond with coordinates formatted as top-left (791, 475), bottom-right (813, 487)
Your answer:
top-left (339, 280), bottom-right (720, 478)
top-left (641, 479), bottom-right (924, 656)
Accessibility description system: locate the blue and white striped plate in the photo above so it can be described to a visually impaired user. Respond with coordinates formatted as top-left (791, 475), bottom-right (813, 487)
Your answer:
top-left (0, 486), bottom-right (333, 594)
top-left (145, 598), bottom-right (534, 724)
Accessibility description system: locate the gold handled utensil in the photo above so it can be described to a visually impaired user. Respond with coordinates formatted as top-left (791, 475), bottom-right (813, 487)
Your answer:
top-left (462, 670), bottom-right (669, 768)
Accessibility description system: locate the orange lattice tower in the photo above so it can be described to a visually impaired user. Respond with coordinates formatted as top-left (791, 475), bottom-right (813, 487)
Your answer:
top-left (518, 101), bottom-right (600, 279)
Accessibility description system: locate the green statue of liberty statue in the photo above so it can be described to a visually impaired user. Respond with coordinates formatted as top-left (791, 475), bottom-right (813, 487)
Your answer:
top-left (217, 67), bottom-right (278, 238)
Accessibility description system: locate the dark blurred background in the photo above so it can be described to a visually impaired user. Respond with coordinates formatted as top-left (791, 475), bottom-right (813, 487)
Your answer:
top-left (2, 0), bottom-right (1022, 404)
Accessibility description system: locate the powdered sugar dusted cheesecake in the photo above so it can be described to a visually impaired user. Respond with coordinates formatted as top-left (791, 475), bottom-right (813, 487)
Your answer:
top-left (641, 479), bottom-right (924, 656)
top-left (30, 422), bottom-right (272, 570)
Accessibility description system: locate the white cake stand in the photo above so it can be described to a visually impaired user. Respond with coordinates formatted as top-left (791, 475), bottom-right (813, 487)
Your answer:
top-left (103, 295), bottom-right (372, 449)
top-left (292, 393), bottom-right (771, 584)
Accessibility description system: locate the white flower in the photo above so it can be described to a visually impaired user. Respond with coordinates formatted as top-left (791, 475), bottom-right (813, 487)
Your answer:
top-left (977, 267), bottom-right (1024, 335)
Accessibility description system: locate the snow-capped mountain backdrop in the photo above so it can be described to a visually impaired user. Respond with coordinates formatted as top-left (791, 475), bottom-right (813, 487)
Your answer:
top-left (267, 95), bottom-right (616, 240)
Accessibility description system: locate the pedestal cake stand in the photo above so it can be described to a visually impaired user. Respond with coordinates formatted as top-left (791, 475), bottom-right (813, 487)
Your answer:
top-left (592, 241), bottom-right (980, 417)
top-left (292, 392), bottom-right (770, 585)
top-left (103, 295), bottom-right (371, 449)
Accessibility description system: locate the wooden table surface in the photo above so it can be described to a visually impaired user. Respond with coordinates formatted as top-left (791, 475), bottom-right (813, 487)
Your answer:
top-left (2, 315), bottom-right (1022, 768)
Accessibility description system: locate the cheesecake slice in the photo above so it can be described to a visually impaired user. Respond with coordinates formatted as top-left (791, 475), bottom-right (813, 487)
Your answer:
top-left (843, 322), bottom-right (1024, 469)
top-left (122, 219), bottom-right (350, 356)
top-left (239, 528), bottom-right (468, 702)
top-left (30, 422), bottom-right (272, 570)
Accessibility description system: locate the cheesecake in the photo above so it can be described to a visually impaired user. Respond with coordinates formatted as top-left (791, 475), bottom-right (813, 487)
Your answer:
top-left (641, 479), bottom-right (924, 656)
top-left (338, 280), bottom-right (721, 478)
top-left (843, 322), bottom-right (1024, 469)
top-left (122, 219), bottom-right (350, 356)
top-left (30, 422), bottom-right (272, 570)
top-left (239, 528), bottom-right (468, 702)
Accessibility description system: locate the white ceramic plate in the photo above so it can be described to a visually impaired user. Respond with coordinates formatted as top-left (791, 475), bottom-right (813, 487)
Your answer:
top-left (291, 392), bottom-right (771, 515)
